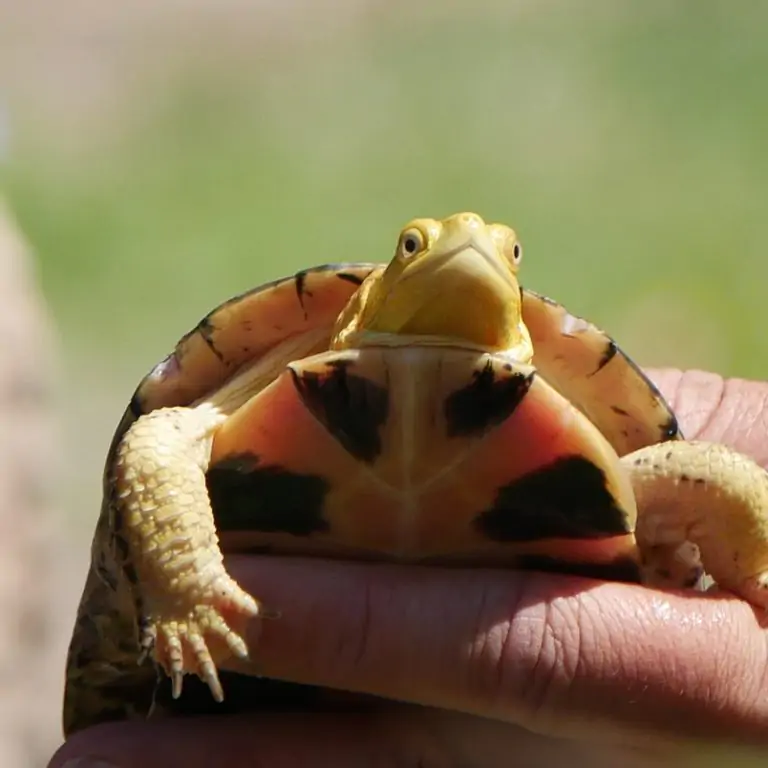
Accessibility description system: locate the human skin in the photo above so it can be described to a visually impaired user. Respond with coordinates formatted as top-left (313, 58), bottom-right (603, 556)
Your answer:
top-left (0, 201), bottom-right (60, 766)
top-left (51, 369), bottom-right (768, 768)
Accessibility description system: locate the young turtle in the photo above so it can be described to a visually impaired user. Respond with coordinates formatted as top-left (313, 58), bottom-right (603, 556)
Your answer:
top-left (63, 211), bottom-right (768, 736)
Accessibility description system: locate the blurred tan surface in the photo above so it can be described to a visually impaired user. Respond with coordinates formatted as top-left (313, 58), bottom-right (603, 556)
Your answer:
top-left (1, 0), bottom-right (767, 762)
top-left (0, 200), bottom-right (61, 764)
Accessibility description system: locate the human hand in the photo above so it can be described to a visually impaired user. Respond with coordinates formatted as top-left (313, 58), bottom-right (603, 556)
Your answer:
top-left (50, 369), bottom-right (768, 768)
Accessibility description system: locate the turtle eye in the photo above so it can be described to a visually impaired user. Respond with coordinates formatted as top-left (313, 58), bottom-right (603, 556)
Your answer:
top-left (489, 224), bottom-right (522, 268)
top-left (398, 228), bottom-right (425, 259)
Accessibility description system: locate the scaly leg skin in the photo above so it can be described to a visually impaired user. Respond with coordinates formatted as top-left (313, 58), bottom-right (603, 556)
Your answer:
top-left (624, 440), bottom-right (768, 609)
top-left (113, 403), bottom-right (261, 702)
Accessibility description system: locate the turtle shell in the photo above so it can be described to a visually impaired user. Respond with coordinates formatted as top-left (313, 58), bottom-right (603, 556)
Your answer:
top-left (64, 262), bottom-right (681, 734)
top-left (119, 264), bottom-right (678, 457)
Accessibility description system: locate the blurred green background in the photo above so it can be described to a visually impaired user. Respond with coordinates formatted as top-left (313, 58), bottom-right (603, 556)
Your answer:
top-left (2, 0), bottom-right (768, 756)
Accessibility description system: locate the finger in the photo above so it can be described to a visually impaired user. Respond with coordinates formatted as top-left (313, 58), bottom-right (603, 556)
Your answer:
top-left (49, 710), bottom-right (425, 768)
top-left (48, 706), bottom-right (653, 768)
top-left (220, 555), bottom-right (768, 749)
top-left (49, 705), bottom-right (750, 768)
top-left (644, 368), bottom-right (768, 464)
top-left (49, 709), bottom-right (436, 768)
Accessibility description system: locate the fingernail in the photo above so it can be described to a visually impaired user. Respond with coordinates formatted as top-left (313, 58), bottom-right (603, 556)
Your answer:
top-left (61, 758), bottom-right (118, 768)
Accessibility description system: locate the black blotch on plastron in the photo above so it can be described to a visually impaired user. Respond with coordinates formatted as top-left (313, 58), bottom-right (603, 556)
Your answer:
top-left (291, 361), bottom-right (389, 463)
top-left (475, 455), bottom-right (629, 541)
top-left (207, 453), bottom-right (330, 536)
top-left (444, 362), bottom-right (534, 438)
top-left (610, 404), bottom-right (629, 417)
top-left (515, 554), bottom-right (642, 584)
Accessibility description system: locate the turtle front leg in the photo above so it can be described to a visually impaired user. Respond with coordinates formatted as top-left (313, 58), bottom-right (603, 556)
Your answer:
top-left (113, 403), bottom-right (261, 702)
top-left (625, 440), bottom-right (768, 607)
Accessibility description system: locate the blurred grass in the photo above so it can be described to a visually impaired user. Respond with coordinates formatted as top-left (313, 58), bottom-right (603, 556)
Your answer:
top-left (3, 0), bottom-right (768, 531)
top-left (2, 2), bottom-right (768, 759)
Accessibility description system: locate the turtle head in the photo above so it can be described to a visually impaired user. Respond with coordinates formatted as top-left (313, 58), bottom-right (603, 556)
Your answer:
top-left (332, 211), bottom-right (532, 360)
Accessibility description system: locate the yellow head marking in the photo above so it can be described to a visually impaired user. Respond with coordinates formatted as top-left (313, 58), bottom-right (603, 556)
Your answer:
top-left (332, 212), bottom-right (532, 360)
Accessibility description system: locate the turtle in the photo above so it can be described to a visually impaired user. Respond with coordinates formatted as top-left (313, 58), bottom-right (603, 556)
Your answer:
top-left (63, 211), bottom-right (768, 737)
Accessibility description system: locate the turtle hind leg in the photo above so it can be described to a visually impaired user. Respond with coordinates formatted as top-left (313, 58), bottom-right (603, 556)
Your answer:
top-left (626, 440), bottom-right (768, 606)
top-left (113, 403), bottom-right (261, 703)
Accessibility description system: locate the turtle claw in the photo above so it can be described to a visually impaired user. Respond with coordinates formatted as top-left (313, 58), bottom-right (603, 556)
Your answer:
top-left (141, 577), bottom-right (262, 702)
top-left (736, 572), bottom-right (768, 610)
